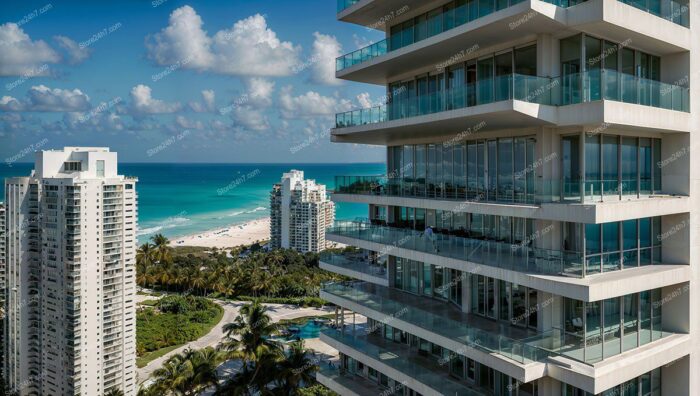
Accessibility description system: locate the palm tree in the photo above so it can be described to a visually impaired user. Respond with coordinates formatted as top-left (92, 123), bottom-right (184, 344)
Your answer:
top-left (275, 340), bottom-right (318, 394)
top-left (218, 302), bottom-right (282, 384)
top-left (151, 348), bottom-right (222, 395)
top-left (136, 243), bottom-right (155, 287)
top-left (151, 233), bottom-right (173, 264)
top-left (186, 347), bottom-right (222, 394)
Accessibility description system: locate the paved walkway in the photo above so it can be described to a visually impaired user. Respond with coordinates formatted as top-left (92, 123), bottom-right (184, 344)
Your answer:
top-left (137, 300), bottom-right (333, 384)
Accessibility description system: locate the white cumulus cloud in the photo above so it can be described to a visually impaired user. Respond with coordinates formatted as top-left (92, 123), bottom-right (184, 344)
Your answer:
top-left (245, 78), bottom-right (275, 107)
top-left (0, 85), bottom-right (90, 112)
top-left (189, 89), bottom-right (216, 113)
top-left (279, 86), bottom-right (352, 118)
top-left (0, 23), bottom-right (60, 76)
top-left (146, 6), bottom-right (300, 77)
top-left (54, 36), bottom-right (91, 64)
top-left (129, 84), bottom-right (182, 116)
top-left (309, 32), bottom-right (342, 86)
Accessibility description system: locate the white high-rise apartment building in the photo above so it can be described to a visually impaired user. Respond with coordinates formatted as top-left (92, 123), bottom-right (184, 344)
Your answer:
top-left (320, 1), bottom-right (696, 395)
top-left (270, 170), bottom-right (335, 253)
top-left (4, 147), bottom-right (137, 396)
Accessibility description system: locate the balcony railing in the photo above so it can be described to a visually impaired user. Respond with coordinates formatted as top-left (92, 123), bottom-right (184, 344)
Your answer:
top-left (327, 221), bottom-right (586, 277)
top-left (336, 0), bottom-right (592, 72)
top-left (560, 69), bottom-right (690, 112)
top-left (619, 0), bottom-right (689, 27)
top-left (336, 74), bottom-right (554, 127)
top-left (335, 71), bottom-right (689, 129)
top-left (322, 327), bottom-right (491, 395)
top-left (337, 0), bottom-right (361, 13)
top-left (325, 281), bottom-right (674, 365)
top-left (334, 175), bottom-right (677, 204)
top-left (323, 282), bottom-right (550, 365)
top-left (320, 251), bottom-right (388, 278)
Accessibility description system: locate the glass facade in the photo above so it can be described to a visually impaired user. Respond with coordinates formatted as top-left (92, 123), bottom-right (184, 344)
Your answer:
top-left (394, 257), bottom-right (461, 305)
top-left (564, 217), bottom-right (662, 275)
top-left (384, 206), bottom-right (534, 244)
top-left (361, 320), bottom-right (540, 396)
top-left (560, 34), bottom-right (689, 111)
top-left (557, 289), bottom-right (665, 363)
top-left (561, 134), bottom-right (663, 200)
top-left (336, 0), bottom-right (598, 71)
top-left (471, 275), bottom-right (539, 329)
top-left (618, 0), bottom-right (690, 27)
top-left (387, 139), bottom-right (539, 203)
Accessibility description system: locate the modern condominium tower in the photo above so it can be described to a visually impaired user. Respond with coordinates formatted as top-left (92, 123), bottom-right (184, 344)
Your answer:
top-left (320, 1), bottom-right (696, 395)
top-left (4, 147), bottom-right (137, 395)
top-left (270, 170), bottom-right (336, 253)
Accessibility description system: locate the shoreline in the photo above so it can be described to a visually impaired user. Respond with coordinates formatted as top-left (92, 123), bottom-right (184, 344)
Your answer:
top-left (169, 217), bottom-right (271, 249)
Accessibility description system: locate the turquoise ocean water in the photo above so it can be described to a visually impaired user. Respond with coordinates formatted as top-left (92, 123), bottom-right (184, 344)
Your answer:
top-left (0, 163), bottom-right (384, 243)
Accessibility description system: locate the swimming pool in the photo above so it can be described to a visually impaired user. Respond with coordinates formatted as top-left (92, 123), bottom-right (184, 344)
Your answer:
top-left (286, 318), bottom-right (328, 339)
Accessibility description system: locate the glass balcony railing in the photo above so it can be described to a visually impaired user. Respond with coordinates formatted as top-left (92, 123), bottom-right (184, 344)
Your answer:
top-left (336, 39), bottom-right (388, 72)
top-left (559, 69), bottom-right (690, 112)
top-left (327, 221), bottom-right (586, 277)
top-left (337, 0), bottom-right (361, 13)
top-left (324, 281), bottom-right (674, 365)
top-left (321, 326), bottom-right (498, 395)
top-left (318, 365), bottom-right (387, 395)
top-left (336, 74), bottom-right (555, 128)
top-left (334, 175), bottom-right (563, 204)
top-left (335, 71), bottom-right (689, 129)
top-left (334, 175), bottom-right (675, 204)
top-left (320, 251), bottom-right (388, 279)
top-left (336, 0), bottom-right (594, 72)
top-left (323, 281), bottom-right (551, 365)
top-left (618, 0), bottom-right (689, 27)
top-left (336, 0), bottom-right (687, 72)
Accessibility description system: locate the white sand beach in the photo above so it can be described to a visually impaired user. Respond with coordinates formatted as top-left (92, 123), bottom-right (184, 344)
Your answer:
top-left (170, 217), bottom-right (271, 249)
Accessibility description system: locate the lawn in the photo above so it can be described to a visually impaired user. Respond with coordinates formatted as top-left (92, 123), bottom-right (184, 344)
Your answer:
top-left (136, 296), bottom-right (224, 368)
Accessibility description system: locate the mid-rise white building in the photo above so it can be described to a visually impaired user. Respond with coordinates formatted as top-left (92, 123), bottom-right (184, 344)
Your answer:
top-left (4, 147), bottom-right (137, 395)
top-left (270, 170), bottom-right (335, 253)
top-left (320, 1), bottom-right (697, 395)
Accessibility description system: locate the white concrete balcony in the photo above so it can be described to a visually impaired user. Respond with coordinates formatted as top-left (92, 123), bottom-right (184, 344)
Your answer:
top-left (332, 176), bottom-right (690, 223)
top-left (326, 222), bottom-right (691, 300)
top-left (316, 366), bottom-right (386, 396)
top-left (321, 326), bottom-right (495, 396)
top-left (332, 72), bottom-right (690, 145)
top-left (336, 0), bottom-right (690, 84)
top-left (319, 251), bottom-right (389, 286)
top-left (323, 281), bottom-right (690, 393)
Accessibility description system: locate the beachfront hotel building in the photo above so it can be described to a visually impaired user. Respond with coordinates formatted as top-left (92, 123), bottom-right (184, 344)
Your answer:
top-left (270, 170), bottom-right (336, 253)
top-left (319, 1), bottom-right (696, 395)
top-left (4, 147), bottom-right (137, 395)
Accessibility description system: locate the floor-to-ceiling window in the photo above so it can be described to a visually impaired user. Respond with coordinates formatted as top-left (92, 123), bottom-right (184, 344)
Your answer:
top-left (470, 275), bottom-right (538, 330)
top-left (566, 217), bottom-right (662, 275)
top-left (392, 258), bottom-right (461, 305)
top-left (560, 134), bottom-right (663, 200)
top-left (559, 33), bottom-right (682, 110)
top-left (559, 289), bottom-right (665, 363)
top-left (387, 137), bottom-right (538, 203)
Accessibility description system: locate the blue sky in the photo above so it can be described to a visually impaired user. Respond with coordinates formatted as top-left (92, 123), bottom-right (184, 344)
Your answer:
top-left (0, 0), bottom-right (385, 163)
